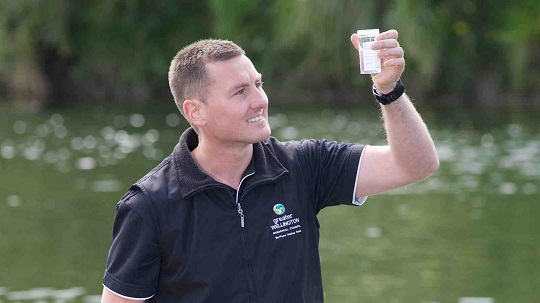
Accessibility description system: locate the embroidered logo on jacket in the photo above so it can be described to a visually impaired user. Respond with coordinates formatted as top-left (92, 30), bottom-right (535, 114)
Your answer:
top-left (273, 204), bottom-right (286, 215)
top-left (270, 203), bottom-right (302, 240)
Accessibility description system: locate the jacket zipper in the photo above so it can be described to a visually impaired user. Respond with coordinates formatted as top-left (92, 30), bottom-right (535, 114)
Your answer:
top-left (235, 171), bottom-right (254, 227)
top-left (235, 171), bottom-right (257, 302)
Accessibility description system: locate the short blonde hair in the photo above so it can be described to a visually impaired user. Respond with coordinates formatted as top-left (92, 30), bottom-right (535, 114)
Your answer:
top-left (168, 39), bottom-right (245, 117)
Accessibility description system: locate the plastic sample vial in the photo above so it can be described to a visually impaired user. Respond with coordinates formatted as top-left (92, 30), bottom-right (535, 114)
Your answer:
top-left (357, 29), bottom-right (381, 74)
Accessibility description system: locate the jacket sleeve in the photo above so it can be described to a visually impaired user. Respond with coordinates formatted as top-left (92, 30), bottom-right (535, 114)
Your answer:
top-left (295, 139), bottom-right (366, 213)
top-left (102, 188), bottom-right (161, 299)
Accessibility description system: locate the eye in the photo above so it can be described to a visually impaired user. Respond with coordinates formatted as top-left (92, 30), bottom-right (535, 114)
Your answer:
top-left (234, 88), bottom-right (245, 96)
top-left (256, 81), bottom-right (264, 89)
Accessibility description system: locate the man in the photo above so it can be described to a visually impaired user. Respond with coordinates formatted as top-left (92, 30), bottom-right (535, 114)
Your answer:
top-left (101, 30), bottom-right (439, 303)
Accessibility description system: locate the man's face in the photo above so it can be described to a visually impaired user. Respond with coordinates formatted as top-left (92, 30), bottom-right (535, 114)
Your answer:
top-left (199, 55), bottom-right (271, 146)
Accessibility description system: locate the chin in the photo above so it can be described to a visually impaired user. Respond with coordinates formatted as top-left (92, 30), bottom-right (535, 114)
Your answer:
top-left (251, 128), bottom-right (271, 143)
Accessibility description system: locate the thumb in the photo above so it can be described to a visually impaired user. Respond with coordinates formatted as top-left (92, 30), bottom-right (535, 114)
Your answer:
top-left (350, 33), bottom-right (360, 51)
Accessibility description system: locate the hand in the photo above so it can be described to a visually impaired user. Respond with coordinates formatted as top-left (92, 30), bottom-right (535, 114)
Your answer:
top-left (350, 29), bottom-right (405, 94)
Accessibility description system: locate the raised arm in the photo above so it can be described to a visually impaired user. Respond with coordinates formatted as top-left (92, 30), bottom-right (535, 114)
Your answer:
top-left (350, 30), bottom-right (439, 197)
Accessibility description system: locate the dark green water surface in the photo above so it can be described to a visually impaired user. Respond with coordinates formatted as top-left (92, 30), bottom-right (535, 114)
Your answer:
top-left (1, 103), bottom-right (538, 303)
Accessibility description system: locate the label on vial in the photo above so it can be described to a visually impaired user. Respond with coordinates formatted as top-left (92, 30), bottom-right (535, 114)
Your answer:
top-left (357, 29), bottom-right (381, 74)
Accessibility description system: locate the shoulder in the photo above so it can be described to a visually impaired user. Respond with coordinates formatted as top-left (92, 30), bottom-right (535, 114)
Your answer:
top-left (114, 153), bottom-right (175, 218)
top-left (263, 136), bottom-right (363, 156)
top-left (136, 154), bottom-right (175, 188)
top-left (262, 136), bottom-right (318, 154)
top-left (116, 186), bottom-right (152, 219)
top-left (260, 136), bottom-right (305, 162)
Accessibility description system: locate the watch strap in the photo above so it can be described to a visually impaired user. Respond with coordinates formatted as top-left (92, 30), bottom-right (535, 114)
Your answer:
top-left (372, 78), bottom-right (405, 105)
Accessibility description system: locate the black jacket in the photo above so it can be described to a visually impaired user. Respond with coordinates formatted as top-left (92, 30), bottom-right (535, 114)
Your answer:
top-left (103, 128), bottom-right (365, 303)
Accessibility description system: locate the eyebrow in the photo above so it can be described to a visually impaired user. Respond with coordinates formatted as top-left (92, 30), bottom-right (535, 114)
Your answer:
top-left (229, 73), bottom-right (263, 94)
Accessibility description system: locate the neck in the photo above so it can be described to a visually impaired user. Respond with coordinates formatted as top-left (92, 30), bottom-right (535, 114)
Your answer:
top-left (191, 138), bottom-right (253, 190)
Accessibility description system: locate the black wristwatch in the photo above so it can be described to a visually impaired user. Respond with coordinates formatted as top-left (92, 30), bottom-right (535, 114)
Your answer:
top-left (372, 78), bottom-right (405, 105)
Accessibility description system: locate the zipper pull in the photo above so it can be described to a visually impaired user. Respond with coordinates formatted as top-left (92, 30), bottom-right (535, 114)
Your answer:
top-left (236, 203), bottom-right (245, 228)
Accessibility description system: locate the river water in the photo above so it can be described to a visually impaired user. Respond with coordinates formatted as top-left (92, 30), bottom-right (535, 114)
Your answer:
top-left (0, 102), bottom-right (538, 303)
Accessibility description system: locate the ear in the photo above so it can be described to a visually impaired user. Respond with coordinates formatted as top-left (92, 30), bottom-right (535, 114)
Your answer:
top-left (183, 99), bottom-right (207, 127)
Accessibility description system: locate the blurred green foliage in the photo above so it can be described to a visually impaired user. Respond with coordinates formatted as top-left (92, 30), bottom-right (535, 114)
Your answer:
top-left (0, 0), bottom-right (539, 108)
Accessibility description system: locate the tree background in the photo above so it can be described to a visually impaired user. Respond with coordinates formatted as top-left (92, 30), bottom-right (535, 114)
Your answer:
top-left (1, 0), bottom-right (539, 110)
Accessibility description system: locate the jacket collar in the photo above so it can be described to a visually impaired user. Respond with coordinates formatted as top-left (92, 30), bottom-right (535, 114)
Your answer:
top-left (173, 128), bottom-right (288, 199)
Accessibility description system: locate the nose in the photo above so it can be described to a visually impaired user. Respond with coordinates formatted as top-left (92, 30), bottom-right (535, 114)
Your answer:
top-left (250, 86), bottom-right (268, 110)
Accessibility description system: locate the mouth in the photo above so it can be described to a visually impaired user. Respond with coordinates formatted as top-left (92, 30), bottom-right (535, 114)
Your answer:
top-left (247, 109), bottom-right (265, 123)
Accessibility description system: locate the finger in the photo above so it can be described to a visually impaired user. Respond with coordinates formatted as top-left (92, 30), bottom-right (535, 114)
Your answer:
top-left (371, 39), bottom-right (399, 50)
top-left (379, 47), bottom-right (404, 59)
top-left (350, 33), bottom-right (360, 51)
top-left (376, 29), bottom-right (398, 41)
top-left (382, 57), bottom-right (405, 68)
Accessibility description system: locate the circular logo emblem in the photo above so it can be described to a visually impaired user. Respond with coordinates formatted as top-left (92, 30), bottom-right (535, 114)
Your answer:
top-left (273, 204), bottom-right (286, 215)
